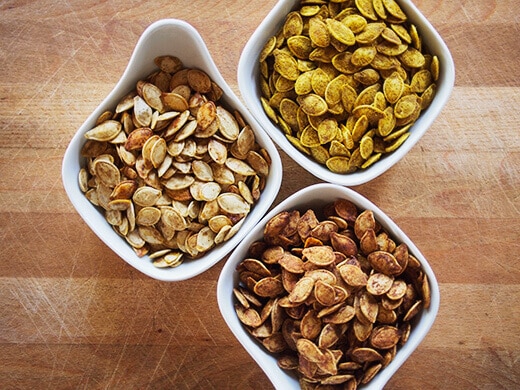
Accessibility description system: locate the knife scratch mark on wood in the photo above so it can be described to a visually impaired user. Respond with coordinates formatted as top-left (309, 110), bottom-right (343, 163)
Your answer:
top-left (147, 330), bottom-right (177, 388)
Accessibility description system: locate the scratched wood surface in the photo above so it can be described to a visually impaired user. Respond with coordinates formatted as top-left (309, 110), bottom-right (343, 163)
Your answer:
top-left (0, 0), bottom-right (519, 389)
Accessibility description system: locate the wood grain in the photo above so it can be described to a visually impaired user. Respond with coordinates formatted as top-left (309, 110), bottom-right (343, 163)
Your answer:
top-left (1, 0), bottom-right (519, 389)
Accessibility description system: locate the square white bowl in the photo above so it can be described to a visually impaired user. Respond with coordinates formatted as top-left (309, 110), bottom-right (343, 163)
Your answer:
top-left (217, 183), bottom-right (440, 389)
top-left (62, 19), bottom-right (283, 281)
top-left (238, 0), bottom-right (455, 186)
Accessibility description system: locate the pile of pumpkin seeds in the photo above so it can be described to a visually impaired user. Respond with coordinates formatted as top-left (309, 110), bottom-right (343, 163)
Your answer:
top-left (78, 55), bottom-right (271, 268)
top-left (259, 0), bottom-right (439, 173)
top-left (233, 198), bottom-right (431, 388)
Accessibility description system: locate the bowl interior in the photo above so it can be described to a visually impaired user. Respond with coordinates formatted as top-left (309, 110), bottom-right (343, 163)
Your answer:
top-left (62, 19), bottom-right (282, 281)
top-left (217, 183), bottom-right (440, 389)
top-left (237, 0), bottom-right (455, 186)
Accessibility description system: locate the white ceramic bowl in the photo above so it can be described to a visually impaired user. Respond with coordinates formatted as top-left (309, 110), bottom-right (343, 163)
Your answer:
top-left (62, 19), bottom-right (283, 281)
top-left (238, 0), bottom-right (455, 186)
top-left (217, 183), bottom-right (440, 389)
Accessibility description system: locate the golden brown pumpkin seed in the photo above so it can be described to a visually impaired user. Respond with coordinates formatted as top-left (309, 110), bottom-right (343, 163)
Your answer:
top-left (187, 69), bottom-right (211, 93)
top-left (84, 120), bottom-right (122, 142)
top-left (235, 304), bottom-right (262, 328)
top-left (339, 263), bottom-right (368, 287)
top-left (302, 245), bottom-right (336, 266)
top-left (93, 159), bottom-right (120, 188)
top-left (289, 276), bottom-right (315, 303)
top-left (370, 325), bottom-right (401, 349)
top-left (216, 106), bottom-right (240, 141)
top-left (367, 272), bottom-right (394, 296)
top-left (368, 251), bottom-right (403, 275)
top-left (254, 277), bottom-right (285, 298)
top-left (217, 192), bottom-right (251, 215)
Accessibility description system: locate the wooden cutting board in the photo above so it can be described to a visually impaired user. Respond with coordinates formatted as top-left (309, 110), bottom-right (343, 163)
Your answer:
top-left (0, 0), bottom-right (519, 388)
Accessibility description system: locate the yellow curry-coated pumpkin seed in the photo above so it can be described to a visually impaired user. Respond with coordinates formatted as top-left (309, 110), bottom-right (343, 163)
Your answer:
top-left (385, 131), bottom-right (410, 153)
top-left (355, 0), bottom-right (378, 21)
top-left (283, 11), bottom-right (304, 38)
top-left (279, 98), bottom-right (299, 129)
top-left (259, 36), bottom-right (276, 63)
top-left (383, 71), bottom-right (404, 104)
top-left (326, 156), bottom-right (351, 173)
top-left (274, 75), bottom-right (295, 93)
top-left (300, 126), bottom-right (321, 148)
top-left (311, 145), bottom-right (331, 165)
top-left (326, 18), bottom-right (356, 46)
top-left (295, 71), bottom-right (314, 95)
top-left (329, 140), bottom-right (350, 157)
top-left (260, 97), bottom-right (278, 123)
top-left (376, 40), bottom-right (408, 56)
top-left (340, 83), bottom-right (357, 113)
top-left (273, 50), bottom-right (300, 81)
top-left (342, 14), bottom-right (367, 34)
top-left (410, 69), bottom-right (433, 93)
top-left (420, 83), bottom-right (436, 109)
top-left (308, 17), bottom-right (331, 48)
top-left (377, 106), bottom-right (396, 137)
top-left (381, 26), bottom-right (402, 45)
top-left (351, 114), bottom-right (369, 142)
top-left (325, 74), bottom-right (348, 106)
top-left (431, 55), bottom-right (440, 81)
top-left (317, 118), bottom-right (339, 145)
top-left (351, 46), bottom-right (377, 67)
top-left (391, 23), bottom-right (411, 44)
top-left (356, 22), bottom-right (385, 44)
top-left (287, 35), bottom-right (313, 60)
top-left (332, 52), bottom-right (360, 74)
top-left (311, 67), bottom-right (330, 96)
top-left (354, 68), bottom-right (381, 85)
top-left (299, 94), bottom-right (328, 116)
top-left (399, 47), bottom-right (426, 68)
top-left (382, 0), bottom-right (407, 21)
top-left (360, 104), bottom-right (386, 127)
top-left (394, 94), bottom-right (420, 119)
top-left (373, 0), bottom-right (387, 19)
top-left (359, 135), bottom-right (374, 159)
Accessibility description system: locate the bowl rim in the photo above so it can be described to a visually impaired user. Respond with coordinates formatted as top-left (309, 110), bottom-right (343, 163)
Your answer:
top-left (61, 18), bottom-right (283, 281)
top-left (237, 0), bottom-right (455, 186)
top-left (217, 183), bottom-right (440, 389)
